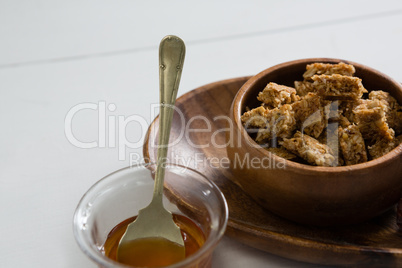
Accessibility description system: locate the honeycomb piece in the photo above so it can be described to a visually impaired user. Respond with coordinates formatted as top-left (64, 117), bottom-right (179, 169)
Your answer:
top-left (254, 104), bottom-right (297, 142)
top-left (280, 131), bottom-right (336, 166)
top-left (311, 74), bottom-right (367, 100)
top-left (369, 90), bottom-right (402, 134)
top-left (241, 106), bottom-right (268, 128)
top-left (338, 124), bottom-right (368, 165)
top-left (294, 81), bottom-right (315, 97)
top-left (368, 135), bottom-right (402, 159)
top-left (353, 99), bottom-right (394, 142)
top-left (303, 62), bottom-right (356, 80)
top-left (257, 82), bottom-right (300, 108)
top-left (291, 93), bottom-right (327, 138)
top-left (318, 122), bottom-right (344, 166)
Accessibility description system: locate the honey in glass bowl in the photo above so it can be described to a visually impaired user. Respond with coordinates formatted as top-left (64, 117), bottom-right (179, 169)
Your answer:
top-left (102, 214), bottom-right (205, 267)
top-left (73, 164), bottom-right (228, 268)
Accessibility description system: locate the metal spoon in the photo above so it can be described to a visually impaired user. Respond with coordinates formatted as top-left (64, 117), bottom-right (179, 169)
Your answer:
top-left (117, 35), bottom-right (186, 263)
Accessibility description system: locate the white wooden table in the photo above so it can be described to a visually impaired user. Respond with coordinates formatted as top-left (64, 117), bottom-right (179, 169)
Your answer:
top-left (1, 1), bottom-right (401, 267)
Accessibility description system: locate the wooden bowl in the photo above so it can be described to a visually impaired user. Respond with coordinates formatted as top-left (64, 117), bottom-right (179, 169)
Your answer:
top-left (226, 58), bottom-right (402, 226)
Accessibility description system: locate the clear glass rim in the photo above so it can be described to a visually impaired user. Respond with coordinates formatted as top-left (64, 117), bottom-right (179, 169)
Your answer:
top-left (73, 162), bottom-right (229, 268)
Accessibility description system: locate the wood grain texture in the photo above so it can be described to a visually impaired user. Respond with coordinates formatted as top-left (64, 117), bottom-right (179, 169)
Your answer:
top-left (143, 77), bottom-right (402, 266)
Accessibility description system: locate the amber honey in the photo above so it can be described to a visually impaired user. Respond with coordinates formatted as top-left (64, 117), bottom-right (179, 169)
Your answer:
top-left (102, 214), bottom-right (206, 267)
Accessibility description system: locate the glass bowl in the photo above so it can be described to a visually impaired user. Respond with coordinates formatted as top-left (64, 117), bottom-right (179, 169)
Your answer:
top-left (73, 163), bottom-right (228, 268)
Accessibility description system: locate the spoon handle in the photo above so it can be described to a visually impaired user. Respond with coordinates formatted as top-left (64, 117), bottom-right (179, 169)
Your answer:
top-left (154, 35), bottom-right (186, 201)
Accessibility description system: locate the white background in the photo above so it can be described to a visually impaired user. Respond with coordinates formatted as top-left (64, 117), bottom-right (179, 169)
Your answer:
top-left (1, 1), bottom-right (401, 267)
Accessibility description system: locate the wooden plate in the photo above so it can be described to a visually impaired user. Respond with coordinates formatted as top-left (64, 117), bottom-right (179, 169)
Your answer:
top-left (143, 77), bottom-right (402, 266)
